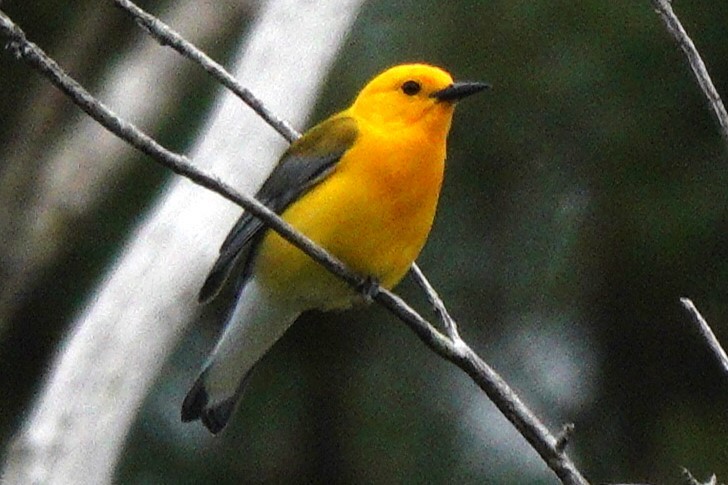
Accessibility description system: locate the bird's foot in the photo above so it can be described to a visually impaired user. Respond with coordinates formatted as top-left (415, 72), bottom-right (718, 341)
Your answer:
top-left (357, 276), bottom-right (380, 303)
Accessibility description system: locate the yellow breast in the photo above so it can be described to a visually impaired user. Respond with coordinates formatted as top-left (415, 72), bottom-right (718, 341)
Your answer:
top-left (254, 118), bottom-right (446, 309)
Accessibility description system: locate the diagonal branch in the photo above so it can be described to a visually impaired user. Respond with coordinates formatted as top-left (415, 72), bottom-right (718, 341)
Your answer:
top-left (114, 0), bottom-right (299, 144)
top-left (0, 9), bottom-right (589, 485)
top-left (680, 298), bottom-right (728, 377)
top-left (0, 11), bottom-right (361, 293)
top-left (409, 263), bottom-right (462, 341)
top-left (651, 0), bottom-right (728, 149)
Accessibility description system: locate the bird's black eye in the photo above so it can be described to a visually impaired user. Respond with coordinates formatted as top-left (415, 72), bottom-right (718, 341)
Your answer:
top-left (401, 80), bottom-right (421, 96)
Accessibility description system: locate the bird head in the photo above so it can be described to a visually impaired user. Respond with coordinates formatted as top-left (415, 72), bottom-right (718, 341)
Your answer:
top-left (349, 63), bottom-right (488, 137)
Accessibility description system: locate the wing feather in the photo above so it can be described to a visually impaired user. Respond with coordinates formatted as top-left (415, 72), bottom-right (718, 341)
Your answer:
top-left (198, 115), bottom-right (358, 302)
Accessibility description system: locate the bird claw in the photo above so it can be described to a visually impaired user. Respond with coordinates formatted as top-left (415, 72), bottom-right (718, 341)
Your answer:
top-left (357, 276), bottom-right (380, 303)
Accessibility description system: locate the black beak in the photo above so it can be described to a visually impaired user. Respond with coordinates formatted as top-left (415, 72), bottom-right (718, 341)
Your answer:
top-left (431, 81), bottom-right (490, 102)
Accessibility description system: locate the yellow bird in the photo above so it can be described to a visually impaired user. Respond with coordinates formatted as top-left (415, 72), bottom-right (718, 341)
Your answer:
top-left (182, 63), bottom-right (488, 433)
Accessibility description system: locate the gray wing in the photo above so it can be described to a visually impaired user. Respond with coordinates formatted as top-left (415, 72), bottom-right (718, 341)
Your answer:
top-left (198, 115), bottom-right (358, 303)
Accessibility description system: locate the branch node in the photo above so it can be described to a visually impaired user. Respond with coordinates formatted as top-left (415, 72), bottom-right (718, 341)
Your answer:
top-left (357, 276), bottom-right (381, 303)
top-left (135, 18), bottom-right (167, 46)
top-left (2, 21), bottom-right (25, 59)
top-left (682, 468), bottom-right (717, 485)
top-left (409, 264), bottom-right (461, 341)
top-left (555, 422), bottom-right (575, 453)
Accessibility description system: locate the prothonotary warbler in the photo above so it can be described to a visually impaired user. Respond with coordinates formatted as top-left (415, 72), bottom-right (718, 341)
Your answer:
top-left (182, 63), bottom-right (488, 433)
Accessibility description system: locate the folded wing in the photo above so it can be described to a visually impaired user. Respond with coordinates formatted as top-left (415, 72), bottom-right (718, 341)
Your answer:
top-left (198, 115), bottom-right (358, 302)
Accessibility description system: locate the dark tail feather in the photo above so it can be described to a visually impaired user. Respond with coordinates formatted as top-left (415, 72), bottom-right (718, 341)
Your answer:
top-left (181, 367), bottom-right (256, 435)
top-left (198, 264), bottom-right (228, 304)
top-left (181, 376), bottom-right (209, 423)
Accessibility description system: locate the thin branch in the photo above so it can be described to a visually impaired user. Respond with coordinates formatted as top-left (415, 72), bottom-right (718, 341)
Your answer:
top-left (409, 263), bottom-right (462, 341)
top-left (682, 468), bottom-right (719, 485)
top-left (680, 298), bottom-right (728, 376)
top-left (0, 10), bottom-right (359, 293)
top-left (0, 9), bottom-right (589, 485)
top-left (651, 0), bottom-right (728, 148)
top-left (113, 0), bottom-right (299, 144)
top-left (555, 423), bottom-right (576, 453)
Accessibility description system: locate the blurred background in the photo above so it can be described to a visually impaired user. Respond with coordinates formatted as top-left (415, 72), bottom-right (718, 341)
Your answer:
top-left (1, 0), bottom-right (727, 483)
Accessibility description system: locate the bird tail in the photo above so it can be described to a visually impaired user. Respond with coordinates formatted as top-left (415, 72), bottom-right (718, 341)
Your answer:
top-left (181, 277), bottom-right (299, 434)
top-left (181, 365), bottom-right (255, 434)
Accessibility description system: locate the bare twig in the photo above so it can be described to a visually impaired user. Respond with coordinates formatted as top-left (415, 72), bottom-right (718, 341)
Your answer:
top-left (0, 10), bottom-right (362, 293)
top-left (113, 0), bottom-right (298, 144)
top-left (555, 423), bottom-right (576, 453)
top-left (0, 9), bottom-right (589, 485)
top-left (680, 298), bottom-right (728, 376)
top-left (651, 0), bottom-right (728, 148)
top-left (409, 263), bottom-right (462, 341)
top-left (682, 468), bottom-right (719, 485)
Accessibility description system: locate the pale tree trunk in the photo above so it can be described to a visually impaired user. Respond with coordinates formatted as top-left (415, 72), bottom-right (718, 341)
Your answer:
top-left (0, 0), bottom-right (256, 332)
top-left (1, 0), bottom-right (364, 483)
